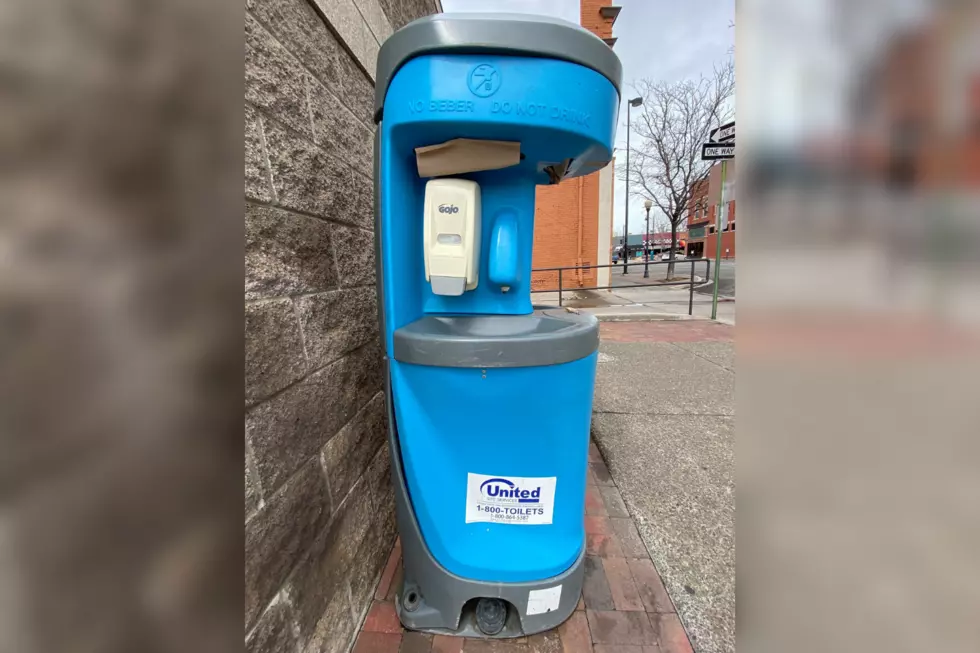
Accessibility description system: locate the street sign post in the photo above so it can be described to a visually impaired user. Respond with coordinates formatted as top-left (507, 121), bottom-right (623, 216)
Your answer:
top-left (702, 121), bottom-right (735, 320)
top-left (720, 179), bottom-right (733, 231)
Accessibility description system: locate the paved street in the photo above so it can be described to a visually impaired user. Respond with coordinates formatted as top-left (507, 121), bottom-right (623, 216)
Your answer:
top-left (695, 261), bottom-right (735, 298)
top-left (610, 258), bottom-right (736, 297)
top-left (593, 320), bottom-right (735, 653)
top-left (608, 259), bottom-right (710, 290)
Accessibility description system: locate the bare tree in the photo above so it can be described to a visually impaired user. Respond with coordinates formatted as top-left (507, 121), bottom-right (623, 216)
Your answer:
top-left (620, 61), bottom-right (734, 278)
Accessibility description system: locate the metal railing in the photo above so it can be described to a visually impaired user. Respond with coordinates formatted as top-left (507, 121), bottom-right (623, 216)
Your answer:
top-left (531, 258), bottom-right (711, 315)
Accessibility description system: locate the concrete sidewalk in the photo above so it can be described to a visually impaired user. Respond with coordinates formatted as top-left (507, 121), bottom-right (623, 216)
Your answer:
top-left (534, 264), bottom-right (735, 326)
top-left (535, 286), bottom-right (735, 326)
top-left (600, 271), bottom-right (735, 324)
top-left (592, 320), bottom-right (735, 653)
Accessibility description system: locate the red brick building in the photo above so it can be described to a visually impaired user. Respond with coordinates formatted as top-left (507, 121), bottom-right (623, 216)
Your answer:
top-left (685, 178), bottom-right (710, 259)
top-left (855, 15), bottom-right (980, 190)
top-left (531, 1), bottom-right (620, 291)
top-left (686, 162), bottom-right (736, 259)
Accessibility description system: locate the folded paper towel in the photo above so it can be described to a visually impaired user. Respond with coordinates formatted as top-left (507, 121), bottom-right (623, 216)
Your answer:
top-left (415, 138), bottom-right (521, 178)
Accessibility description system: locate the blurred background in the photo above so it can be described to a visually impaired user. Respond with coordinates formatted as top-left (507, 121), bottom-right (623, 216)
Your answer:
top-left (739, 0), bottom-right (980, 652)
top-left (741, 0), bottom-right (980, 318)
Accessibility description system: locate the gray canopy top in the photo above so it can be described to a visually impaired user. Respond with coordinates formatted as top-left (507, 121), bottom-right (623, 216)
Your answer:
top-left (373, 12), bottom-right (623, 123)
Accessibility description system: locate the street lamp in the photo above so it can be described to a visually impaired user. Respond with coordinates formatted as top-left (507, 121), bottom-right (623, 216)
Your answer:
top-left (643, 198), bottom-right (653, 278)
top-left (623, 96), bottom-right (643, 274)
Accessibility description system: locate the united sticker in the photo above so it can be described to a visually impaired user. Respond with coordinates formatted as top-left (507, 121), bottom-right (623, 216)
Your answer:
top-left (465, 473), bottom-right (557, 525)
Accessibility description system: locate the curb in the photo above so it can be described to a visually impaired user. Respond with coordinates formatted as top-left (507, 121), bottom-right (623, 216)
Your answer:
top-left (614, 276), bottom-right (704, 289)
top-left (694, 282), bottom-right (735, 301)
top-left (590, 312), bottom-right (699, 322)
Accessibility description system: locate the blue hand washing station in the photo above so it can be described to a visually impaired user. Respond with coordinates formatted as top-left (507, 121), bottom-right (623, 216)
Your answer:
top-left (374, 13), bottom-right (621, 637)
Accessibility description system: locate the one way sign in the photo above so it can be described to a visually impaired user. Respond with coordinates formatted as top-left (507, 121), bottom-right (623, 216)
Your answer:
top-left (701, 143), bottom-right (734, 161)
top-left (709, 120), bottom-right (735, 143)
top-left (703, 121), bottom-right (735, 160)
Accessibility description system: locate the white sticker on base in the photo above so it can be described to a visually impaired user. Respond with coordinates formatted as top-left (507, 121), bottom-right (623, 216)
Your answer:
top-left (465, 473), bottom-right (557, 525)
top-left (527, 584), bottom-right (562, 615)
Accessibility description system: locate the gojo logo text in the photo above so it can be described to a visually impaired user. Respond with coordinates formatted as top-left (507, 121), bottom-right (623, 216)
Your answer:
top-left (438, 204), bottom-right (460, 214)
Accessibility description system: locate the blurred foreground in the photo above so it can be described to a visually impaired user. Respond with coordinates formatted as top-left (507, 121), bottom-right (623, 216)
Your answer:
top-left (740, 1), bottom-right (980, 652)
top-left (1, 1), bottom-right (240, 652)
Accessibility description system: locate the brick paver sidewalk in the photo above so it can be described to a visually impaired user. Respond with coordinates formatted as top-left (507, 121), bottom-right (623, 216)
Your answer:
top-left (598, 320), bottom-right (732, 344)
top-left (352, 444), bottom-right (695, 653)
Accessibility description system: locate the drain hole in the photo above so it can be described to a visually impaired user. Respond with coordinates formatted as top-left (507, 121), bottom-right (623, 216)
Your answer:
top-left (403, 589), bottom-right (421, 612)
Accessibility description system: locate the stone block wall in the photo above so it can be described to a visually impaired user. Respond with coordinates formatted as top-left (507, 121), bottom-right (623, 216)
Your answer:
top-left (244, 1), bottom-right (439, 652)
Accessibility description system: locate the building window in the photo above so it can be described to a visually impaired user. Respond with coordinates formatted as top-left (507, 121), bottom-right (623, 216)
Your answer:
top-left (709, 225), bottom-right (715, 234)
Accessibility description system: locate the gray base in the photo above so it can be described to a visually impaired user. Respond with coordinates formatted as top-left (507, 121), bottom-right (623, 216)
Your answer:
top-left (384, 367), bottom-right (584, 637)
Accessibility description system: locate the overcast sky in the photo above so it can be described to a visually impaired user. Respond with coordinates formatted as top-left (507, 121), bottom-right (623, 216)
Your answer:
top-left (440, 0), bottom-right (735, 236)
